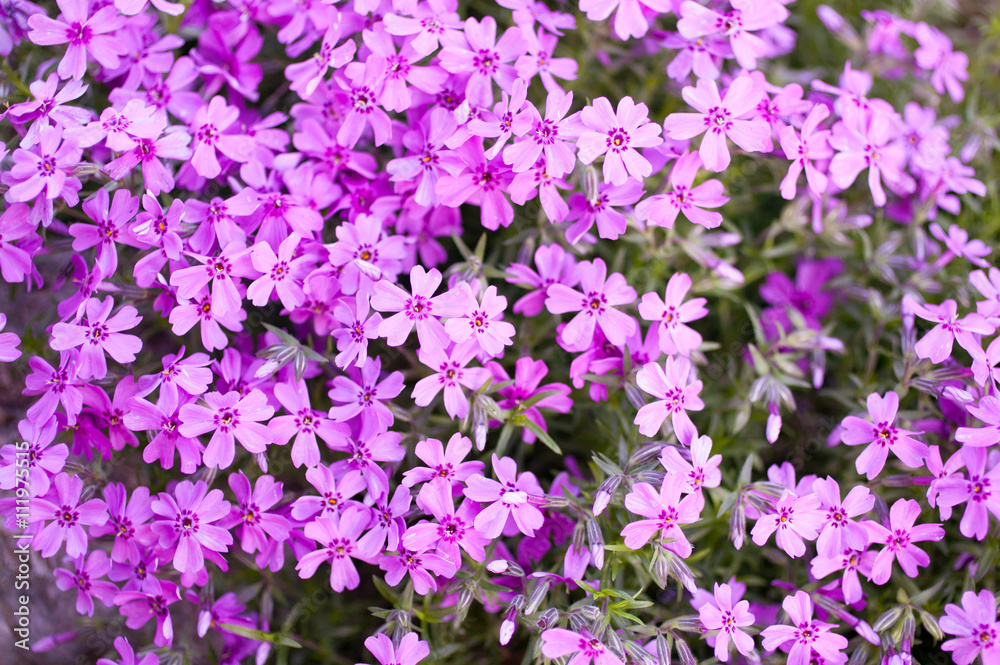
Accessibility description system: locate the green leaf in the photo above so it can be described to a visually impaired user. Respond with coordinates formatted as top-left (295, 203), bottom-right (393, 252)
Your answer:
top-left (519, 418), bottom-right (563, 454)
top-left (217, 624), bottom-right (301, 648)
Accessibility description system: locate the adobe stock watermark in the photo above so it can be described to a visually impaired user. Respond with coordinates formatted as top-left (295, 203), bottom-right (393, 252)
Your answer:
top-left (9, 440), bottom-right (33, 651)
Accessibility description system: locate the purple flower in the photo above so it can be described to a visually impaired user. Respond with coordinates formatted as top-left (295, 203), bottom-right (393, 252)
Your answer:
top-left (89, 482), bottom-right (153, 564)
top-left (150, 479), bottom-right (233, 578)
top-left (504, 89), bottom-right (580, 177)
top-left (864, 498), bottom-right (945, 584)
top-left (660, 435), bottom-right (722, 493)
top-left (634, 356), bottom-right (704, 443)
top-left (271, 378), bottom-right (349, 468)
top-left (663, 76), bottom-right (772, 172)
top-left (760, 591), bottom-right (849, 665)
top-left (935, 447), bottom-right (1000, 541)
top-left (464, 454), bottom-right (545, 538)
top-left (810, 547), bottom-right (876, 605)
top-left (0, 313), bottom-right (21, 362)
top-left (357, 484), bottom-right (411, 557)
top-left (379, 544), bottom-right (456, 594)
top-left (829, 109), bottom-right (913, 207)
top-left (23, 352), bottom-right (84, 426)
top-left (488, 357), bottom-right (573, 444)
top-left (247, 233), bottom-right (312, 309)
top-left (296, 505), bottom-right (372, 592)
top-left (577, 96), bottom-right (663, 185)
top-left (677, 0), bottom-right (789, 70)
top-left (940, 590), bottom-right (1000, 665)
top-left (635, 151), bottom-right (728, 229)
top-left (411, 341), bottom-right (492, 420)
top-left (387, 108), bottom-right (464, 207)
top-left (327, 358), bottom-right (403, 439)
top-left (114, 578), bottom-right (180, 648)
top-left (750, 490), bottom-right (824, 558)
top-left (956, 396), bottom-right (1000, 448)
top-left (32, 472), bottom-right (108, 557)
top-left (371, 265), bottom-right (453, 349)
top-left (779, 103), bottom-right (834, 199)
top-left (290, 465), bottom-right (367, 521)
top-left (188, 96), bottom-right (254, 178)
top-left (905, 297), bottom-right (995, 364)
top-left (219, 471), bottom-right (291, 554)
top-left (699, 582), bottom-right (756, 662)
top-left (178, 389), bottom-right (274, 470)
top-left (4, 125), bottom-right (82, 210)
top-left (361, 633), bottom-right (430, 665)
top-left (443, 283), bottom-right (515, 358)
top-left (124, 390), bottom-right (204, 474)
top-left (401, 433), bottom-right (485, 490)
top-left (545, 257), bottom-right (637, 351)
top-left (539, 628), bottom-right (623, 665)
top-left (68, 188), bottom-right (139, 277)
top-left (403, 484), bottom-right (489, 564)
top-left (914, 23), bottom-right (968, 102)
top-left (812, 477), bottom-right (874, 559)
top-left (436, 139), bottom-right (515, 231)
top-left (506, 243), bottom-right (578, 317)
top-left (638, 272), bottom-right (708, 357)
top-left (621, 472), bottom-right (702, 556)
top-left (0, 418), bottom-right (67, 497)
top-left (27, 0), bottom-right (126, 80)
top-left (332, 292), bottom-right (383, 369)
top-left (96, 636), bottom-right (159, 665)
top-left (438, 16), bottom-right (526, 98)
top-left (54, 549), bottom-right (118, 617)
top-left (565, 179), bottom-right (644, 243)
top-left (170, 241), bottom-right (257, 319)
top-left (840, 391), bottom-right (928, 479)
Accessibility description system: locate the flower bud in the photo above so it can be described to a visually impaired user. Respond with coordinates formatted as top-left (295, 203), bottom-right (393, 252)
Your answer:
top-left (524, 579), bottom-right (550, 615)
top-left (603, 628), bottom-right (625, 660)
top-left (624, 382), bottom-right (646, 410)
top-left (452, 581), bottom-right (477, 628)
top-left (583, 166), bottom-right (600, 202)
top-left (593, 476), bottom-right (621, 516)
top-left (668, 555), bottom-right (698, 594)
top-left (625, 640), bottom-right (656, 665)
top-left (486, 559), bottom-right (524, 577)
top-left (575, 605), bottom-right (602, 622)
top-left (656, 632), bottom-right (672, 665)
top-left (729, 503), bottom-right (746, 550)
top-left (675, 636), bottom-right (696, 665)
top-left (536, 608), bottom-right (560, 630)
top-left (586, 519), bottom-right (605, 570)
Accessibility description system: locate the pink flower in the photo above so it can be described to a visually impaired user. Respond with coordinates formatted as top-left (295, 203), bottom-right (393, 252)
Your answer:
top-left (663, 75), bottom-right (773, 172)
top-left (0, 313), bottom-right (22, 362)
top-left (464, 454), bottom-right (545, 538)
top-left (577, 96), bottom-right (663, 185)
top-left (332, 292), bottom-right (383, 369)
top-left (4, 125), bottom-right (82, 206)
top-left (760, 591), bottom-right (849, 665)
top-left (906, 297), bottom-right (995, 364)
top-left (579, 0), bottom-right (672, 40)
top-left (371, 265), bottom-right (453, 349)
top-left (914, 23), bottom-right (968, 103)
top-left (27, 0), bottom-right (126, 80)
top-left (565, 179), bottom-right (644, 243)
top-left (934, 447), bottom-right (1000, 541)
top-left (634, 356), bottom-right (704, 443)
top-left (699, 582), bottom-right (756, 662)
top-left (220, 471), bottom-right (291, 555)
top-left (290, 465), bottom-right (367, 521)
top-left (360, 633), bottom-right (430, 665)
top-left (96, 637), bottom-right (159, 665)
top-left (327, 358), bottom-right (404, 438)
top-left (750, 490), bottom-right (824, 558)
top-left (149, 479), bottom-right (233, 578)
top-left (811, 477), bottom-right (874, 558)
top-left (178, 389), bottom-right (275, 469)
top-left (400, 433), bottom-right (485, 490)
top-left (411, 341), bottom-right (491, 420)
top-left (660, 434), bottom-right (722, 493)
top-left (864, 498), bottom-right (945, 584)
top-left (358, 485), bottom-right (411, 557)
top-left (940, 590), bottom-right (1000, 665)
top-left (32, 471), bottom-right (108, 557)
top-left (839, 391), bottom-right (928, 479)
top-left (635, 151), bottom-right (728, 229)
top-left (539, 628), bottom-right (623, 665)
top-left (621, 472), bottom-right (702, 556)
top-left (189, 96), bottom-right (254, 178)
top-left (637, 272), bottom-right (708, 356)
top-left (443, 283), bottom-right (515, 358)
top-left (170, 241), bottom-right (257, 318)
top-left (677, 0), bottom-right (789, 70)
top-left (50, 296), bottom-right (142, 381)
top-left (379, 544), bottom-right (456, 594)
top-left (504, 89), bottom-right (581, 177)
top-left (113, 578), bottom-right (181, 648)
top-left (438, 16), bottom-right (526, 98)
top-left (295, 505), bottom-right (372, 592)
top-left (545, 257), bottom-right (637, 351)
top-left (436, 139), bottom-right (515, 231)
top-left (488, 357), bottom-right (573, 444)
top-left (779, 103), bottom-right (834, 199)
top-left (403, 486), bottom-right (489, 564)
top-left (506, 243), bottom-right (578, 317)
top-left (90, 482), bottom-right (153, 564)
top-left (270, 379), bottom-right (349, 468)
top-left (247, 233), bottom-right (311, 309)
top-left (956, 396), bottom-right (1000, 448)
top-left (829, 110), bottom-right (913, 207)
top-left (285, 16), bottom-right (355, 98)
top-left (54, 550), bottom-right (118, 617)
top-left (69, 187), bottom-right (139, 277)
top-left (809, 547), bottom-right (876, 605)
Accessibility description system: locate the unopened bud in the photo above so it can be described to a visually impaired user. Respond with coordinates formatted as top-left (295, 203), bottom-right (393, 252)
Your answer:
top-left (624, 382), bottom-right (646, 410)
top-left (629, 443), bottom-right (666, 468)
top-left (675, 636), bottom-right (696, 665)
top-left (766, 403), bottom-right (782, 443)
top-left (452, 582), bottom-right (477, 628)
top-left (524, 580), bottom-right (550, 615)
top-left (486, 559), bottom-right (524, 577)
top-left (583, 166), bottom-right (600, 202)
top-left (586, 519), bottom-right (605, 570)
top-left (847, 644), bottom-right (870, 665)
top-left (568, 612), bottom-right (590, 632)
top-left (671, 616), bottom-right (703, 633)
top-left (730, 503), bottom-right (746, 550)
top-left (536, 608), bottom-right (560, 630)
top-left (625, 640), bottom-right (656, 665)
top-left (656, 632), bottom-right (671, 665)
top-left (668, 555), bottom-right (698, 594)
top-left (593, 476), bottom-right (621, 516)
top-left (575, 605), bottom-right (601, 622)
top-left (603, 629), bottom-right (625, 660)
top-left (652, 551), bottom-right (671, 589)
top-left (634, 470), bottom-right (666, 485)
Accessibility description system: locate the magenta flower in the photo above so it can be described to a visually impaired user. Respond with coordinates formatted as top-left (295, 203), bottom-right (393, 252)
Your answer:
top-left (660, 434), bottom-right (722, 493)
top-left (539, 628), bottom-right (623, 665)
top-left (504, 89), bottom-right (580, 177)
top-left (635, 151), bottom-right (728, 229)
top-left (545, 257), bottom-right (637, 351)
top-left (638, 272), bottom-right (708, 357)
top-left (32, 472), bottom-right (108, 557)
top-left (329, 431), bottom-right (405, 498)
top-left (357, 484), bottom-right (411, 557)
top-left (0, 418), bottom-right (67, 497)
top-left (810, 547), bottom-right (876, 605)
top-left (114, 578), bottom-right (181, 648)
top-left (247, 233), bottom-right (311, 309)
top-left (436, 139), bottom-right (515, 231)
top-left (779, 103), bottom-right (834, 199)
top-left (811, 477), bottom-right (874, 559)
top-left (621, 472), bottom-right (702, 556)
top-left (296, 505), bottom-right (372, 592)
top-left (336, 55), bottom-right (393, 149)
top-left (579, 0), bottom-right (671, 40)
top-left (327, 358), bottom-right (403, 439)
top-left (290, 465), bottom-right (367, 521)
top-left (285, 18), bottom-right (355, 98)
top-left (372, 265), bottom-right (452, 349)
top-left (401, 433), bottom-right (485, 490)
top-left (464, 454), bottom-right (545, 538)
top-left (170, 241), bottom-right (257, 318)
top-left (443, 283), bottom-right (515, 358)
top-left (23, 352), bottom-right (83, 426)
top-left (0, 203), bottom-right (35, 284)
top-left (577, 96), bottom-right (663, 185)
top-left (325, 214), bottom-right (407, 293)
top-left (0, 313), bottom-right (22, 362)
top-left (4, 125), bottom-right (82, 207)
top-left (914, 23), bottom-right (969, 103)
top-left (412, 341), bottom-right (492, 420)
top-left (189, 96), bottom-right (254, 178)
top-left (150, 480), bottom-right (233, 578)
top-left (271, 378), bottom-right (349, 468)
top-left (361, 633), bottom-right (430, 665)
top-left (438, 16), bottom-right (526, 98)
top-left (506, 243), bottom-right (579, 317)
top-left (124, 390), bottom-right (203, 474)
top-left (750, 490), bottom-right (824, 558)
top-left (663, 76), bottom-right (772, 172)
top-left (956, 396), bottom-right (1000, 448)
top-left (387, 108), bottom-right (464, 207)
top-left (403, 486), bottom-right (489, 564)
top-left (839, 391), bottom-right (928, 479)
top-left (27, 0), bottom-right (126, 80)
top-left (634, 356), bottom-right (704, 443)
top-left (565, 179), bottom-right (644, 244)
top-left (89, 482), bottom-right (153, 565)
top-left (135, 346), bottom-right (212, 401)
top-left (219, 471), bottom-right (291, 554)
top-left (864, 498), bottom-right (945, 584)
top-left (178, 389), bottom-right (275, 469)
top-left (760, 591), bottom-right (848, 665)
top-left (332, 292), bottom-right (383, 369)
top-left (488, 357), bottom-right (573, 444)
top-left (54, 549), bottom-right (118, 617)
top-left (699, 582), bottom-right (756, 662)
top-left (829, 111), bottom-right (912, 207)
top-left (379, 544), bottom-right (456, 594)
top-left (934, 448), bottom-right (1000, 541)
top-left (906, 297), bottom-right (995, 364)
top-left (940, 590), bottom-right (1000, 665)
top-left (68, 187), bottom-right (139, 277)
top-left (96, 637), bottom-right (159, 665)
top-left (677, 0), bottom-right (789, 70)
top-left (50, 296), bottom-right (142, 381)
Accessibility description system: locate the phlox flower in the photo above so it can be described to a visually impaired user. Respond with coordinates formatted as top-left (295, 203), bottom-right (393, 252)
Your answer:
top-left (760, 591), bottom-right (848, 665)
top-left (810, 547), bottom-right (876, 605)
top-left (436, 139), bottom-right (516, 231)
top-left (290, 466), bottom-right (368, 521)
top-left (0, 313), bottom-right (22, 362)
top-left (27, 0), bottom-right (126, 80)
top-left (328, 431), bottom-right (405, 498)
top-left (464, 454), bottom-right (545, 538)
top-left (269, 379), bottom-right (349, 468)
top-left (779, 103), bottom-right (834, 199)
top-left (577, 96), bottom-right (663, 185)
top-left (170, 241), bottom-right (257, 318)
top-left (940, 590), bottom-right (1000, 665)
top-left (750, 490), bottom-right (824, 558)
top-left (660, 434), bottom-right (722, 493)
top-left (125, 390), bottom-right (204, 473)
top-left (150, 480), bottom-right (233, 578)
top-left (54, 549), bottom-right (118, 617)
top-left (89, 482), bottom-right (153, 565)
top-left (401, 433), bottom-right (485, 490)
top-left (285, 14), bottom-right (356, 98)
top-left (699, 582), bottom-right (755, 662)
top-left (247, 233), bottom-right (312, 309)
top-left (914, 23), bottom-right (968, 103)
top-left (360, 633), bottom-right (430, 665)
top-left (565, 179), bottom-right (644, 243)
top-left (69, 188), bottom-right (139, 277)
top-left (934, 447), bottom-right (1000, 541)
top-left (443, 283), bottom-right (515, 358)
top-left (8, 74), bottom-right (89, 149)
top-left (539, 628), bottom-right (623, 665)
top-left (488, 357), bottom-right (573, 444)
top-left (0, 418), bottom-right (67, 497)
top-left (386, 108), bottom-right (464, 207)
top-left (50, 296), bottom-right (142, 381)
top-left (864, 498), bottom-right (945, 584)
top-left (168, 288), bottom-right (247, 352)
top-left (219, 471), bottom-right (291, 555)
top-left (332, 291), bottom-right (382, 369)
top-left (357, 485), bottom-right (411, 557)
top-left (621, 473), bottom-right (702, 556)
top-left (514, 28), bottom-right (578, 93)
top-left (839, 391), bottom-right (928, 479)
top-left (379, 544), bottom-right (457, 594)
top-left (178, 389), bottom-right (274, 469)
top-left (504, 89), bottom-right (581, 177)
top-left (545, 257), bottom-right (637, 351)
top-left (828, 109), bottom-right (913, 207)
top-left (325, 214), bottom-right (407, 294)
top-left (905, 297), bottom-right (995, 364)
top-left (634, 355), bottom-right (704, 443)
top-left (130, 196), bottom-right (186, 288)
top-left (403, 485), bottom-right (489, 564)
top-left (327, 358), bottom-right (404, 439)
top-left (956, 396), bottom-right (1000, 448)
top-left (135, 346), bottom-right (212, 401)
top-left (96, 637), bottom-right (159, 665)
top-left (506, 243), bottom-right (578, 317)
top-left (296, 505), bottom-right (373, 592)
top-left (0, 203), bottom-right (35, 284)
top-left (467, 79), bottom-right (528, 159)
top-left (412, 341), bottom-right (492, 420)
top-left (113, 578), bottom-right (181, 648)
top-left (638, 272), bottom-right (707, 356)
top-left (677, 0), bottom-right (789, 70)
top-left (371, 265), bottom-right (453, 349)
top-left (635, 151), bottom-right (728, 229)
top-left (188, 96), bottom-right (254, 178)
top-left (4, 125), bottom-right (82, 216)
top-left (32, 471), bottom-right (108, 557)
top-left (438, 16), bottom-right (526, 98)
top-left (663, 75), bottom-right (772, 172)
